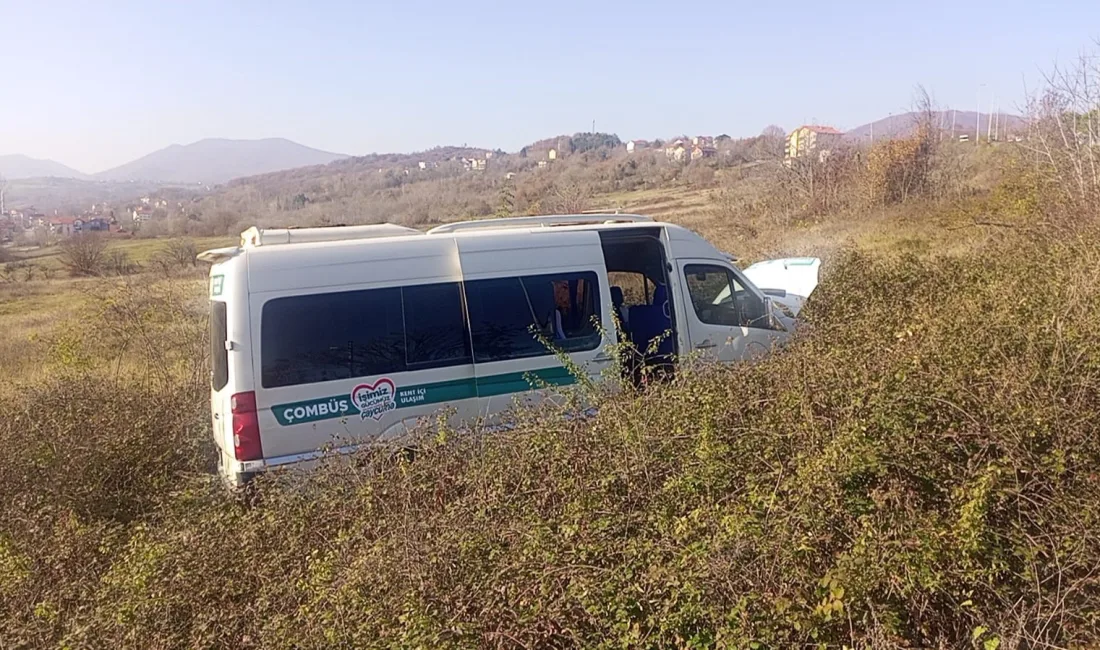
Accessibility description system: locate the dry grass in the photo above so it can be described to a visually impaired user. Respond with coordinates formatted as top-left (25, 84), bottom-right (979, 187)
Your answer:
top-left (2, 142), bottom-right (1100, 647)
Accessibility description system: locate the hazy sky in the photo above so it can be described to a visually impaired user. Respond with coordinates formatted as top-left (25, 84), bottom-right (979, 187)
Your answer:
top-left (1, 0), bottom-right (1097, 173)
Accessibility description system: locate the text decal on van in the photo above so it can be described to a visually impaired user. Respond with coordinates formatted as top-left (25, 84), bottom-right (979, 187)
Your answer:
top-left (351, 379), bottom-right (397, 420)
top-left (272, 377), bottom-right (478, 426)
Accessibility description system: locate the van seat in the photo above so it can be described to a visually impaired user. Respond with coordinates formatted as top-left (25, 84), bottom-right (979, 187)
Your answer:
top-left (610, 286), bottom-right (627, 328)
top-left (628, 283), bottom-right (673, 356)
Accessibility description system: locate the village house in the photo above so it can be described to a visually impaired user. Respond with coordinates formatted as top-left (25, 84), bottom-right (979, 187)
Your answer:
top-left (691, 145), bottom-right (717, 161)
top-left (548, 148), bottom-right (557, 161)
top-left (461, 158), bottom-right (487, 171)
top-left (83, 217), bottom-right (111, 232)
top-left (48, 217), bottom-right (82, 237)
top-left (785, 125), bottom-right (844, 162)
top-left (692, 136), bottom-right (714, 148)
top-left (626, 140), bottom-right (650, 153)
top-left (665, 140), bottom-right (688, 163)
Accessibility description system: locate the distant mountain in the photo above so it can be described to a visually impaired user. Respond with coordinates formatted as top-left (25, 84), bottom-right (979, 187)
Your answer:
top-left (845, 111), bottom-right (1027, 141)
top-left (0, 154), bottom-right (87, 180)
top-left (93, 138), bottom-right (349, 184)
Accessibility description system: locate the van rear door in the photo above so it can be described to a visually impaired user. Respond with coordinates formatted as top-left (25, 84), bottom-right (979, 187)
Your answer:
top-left (209, 299), bottom-right (230, 454)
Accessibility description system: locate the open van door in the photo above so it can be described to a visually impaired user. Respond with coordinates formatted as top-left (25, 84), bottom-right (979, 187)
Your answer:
top-left (676, 260), bottom-right (787, 362)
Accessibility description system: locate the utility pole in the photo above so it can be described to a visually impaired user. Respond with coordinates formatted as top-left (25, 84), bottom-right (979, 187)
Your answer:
top-left (951, 109), bottom-right (957, 140)
top-left (0, 174), bottom-right (7, 216)
top-left (977, 84), bottom-right (986, 144)
top-left (987, 92), bottom-right (995, 142)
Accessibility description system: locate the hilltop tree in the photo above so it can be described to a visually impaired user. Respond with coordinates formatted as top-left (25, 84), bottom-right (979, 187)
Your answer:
top-left (495, 179), bottom-right (515, 217)
top-left (762, 125), bottom-right (786, 139)
top-left (570, 132), bottom-right (622, 153)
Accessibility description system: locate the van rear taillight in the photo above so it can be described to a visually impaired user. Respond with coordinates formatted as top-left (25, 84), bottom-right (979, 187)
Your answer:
top-left (230, 391), bottom-right (263, 461)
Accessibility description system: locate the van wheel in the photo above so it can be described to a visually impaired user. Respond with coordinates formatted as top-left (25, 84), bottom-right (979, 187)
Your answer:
top-left (229, 473), bottom-right (262, 507)
top-left (402, 446), bottom-right (419, 462)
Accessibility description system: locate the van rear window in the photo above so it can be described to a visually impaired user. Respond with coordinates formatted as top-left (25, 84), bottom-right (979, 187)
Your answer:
top-left (260, 282), bottom-right (472, 389)
top-left (210, 301), bottom-right (228, 391)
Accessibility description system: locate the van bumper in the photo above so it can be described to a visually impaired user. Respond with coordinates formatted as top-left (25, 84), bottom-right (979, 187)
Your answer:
top-left (218, 444), bottom-right (369, 487)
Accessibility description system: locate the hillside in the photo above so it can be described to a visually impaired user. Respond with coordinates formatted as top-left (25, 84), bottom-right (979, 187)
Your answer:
top-left (3, 177), bottom-right (199, 214)
top-left (0, 154), bottom-right (87, 180)
top-left (93, 137), bottom-right (349, 184)
top-left (3, 125), bottom-right (1100, 647)
top-left (846, 110), bottom-right (1026, 141)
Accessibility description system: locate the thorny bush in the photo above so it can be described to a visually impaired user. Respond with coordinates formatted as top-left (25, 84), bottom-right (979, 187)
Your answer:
top-left (1, 194), bottom-right (1100, 648)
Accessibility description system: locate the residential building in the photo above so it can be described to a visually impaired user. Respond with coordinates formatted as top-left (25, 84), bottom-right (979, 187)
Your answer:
top-left (691, 145), bottom-right (717, 161)
top-left (665, 140), bottom-right (688, 163)
top-left (548, 148), bottom-right (557, 161)
top-left (83, 217), bottom-right (110, 231)
top-left (692, 135), bottom-right (714, 147)
top-left (48, 217), bottom-right (82, 237)
top-left (785, 125), bottom-right (844, 161)
top-left (626, 140), bottom-right (650, 153)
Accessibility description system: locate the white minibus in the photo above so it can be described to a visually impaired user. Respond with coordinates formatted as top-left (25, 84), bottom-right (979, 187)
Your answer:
top-left (199, 214), bottom-right (819, 485)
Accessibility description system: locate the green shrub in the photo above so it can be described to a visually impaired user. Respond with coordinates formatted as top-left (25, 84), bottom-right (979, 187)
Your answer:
top-left (1, 191), bottom-right (1099, 647)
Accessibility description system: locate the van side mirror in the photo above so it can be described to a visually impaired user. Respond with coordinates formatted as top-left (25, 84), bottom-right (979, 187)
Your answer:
top-left (765, 297), bottom-right (787, 332)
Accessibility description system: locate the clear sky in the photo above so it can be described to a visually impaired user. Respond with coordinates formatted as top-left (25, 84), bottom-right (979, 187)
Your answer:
top-left (1, 0), bottom-right (1097, 173)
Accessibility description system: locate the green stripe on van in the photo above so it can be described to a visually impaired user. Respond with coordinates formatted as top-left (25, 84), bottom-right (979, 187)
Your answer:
top-left (474, 366), bottom-right (576, 397)
top-left (271, 367), bottom-right (577, 426)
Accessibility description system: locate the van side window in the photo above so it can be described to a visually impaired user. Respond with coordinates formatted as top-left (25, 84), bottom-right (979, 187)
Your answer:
top-left (521, 274), bottom-right (600, 352)
top-left (261, 287), bottom-right (406, 388)
top-left (403, 283), bottom-right (471, 367)
top-left (465, 272), bottom-right (602, 363)
top-left (684, 264), bottom-right (770, 329)
top-left (210, 301), bottom-right (228, 391)
top-left (465, 278), bottom-right (547, 362)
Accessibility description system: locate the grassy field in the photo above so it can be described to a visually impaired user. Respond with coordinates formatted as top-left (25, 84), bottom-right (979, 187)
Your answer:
top-left (1, 150), bottom-right (1099, 648)
top-left (4, 234), bottom-right (234, 270)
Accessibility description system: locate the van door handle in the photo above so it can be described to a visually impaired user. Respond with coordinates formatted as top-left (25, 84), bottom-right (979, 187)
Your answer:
top-left (695, 342), bottom-right (716, 349)
top-left (592, 354), bottom-right (613, 363)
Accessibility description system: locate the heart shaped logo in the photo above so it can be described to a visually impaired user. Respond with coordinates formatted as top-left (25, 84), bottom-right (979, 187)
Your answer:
top-left (350, 378), bottom-right (397, 421)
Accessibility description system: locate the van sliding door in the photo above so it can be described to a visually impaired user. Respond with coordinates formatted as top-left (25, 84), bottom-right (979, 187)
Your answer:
top-left (464, 272), bottom-right (611, 421)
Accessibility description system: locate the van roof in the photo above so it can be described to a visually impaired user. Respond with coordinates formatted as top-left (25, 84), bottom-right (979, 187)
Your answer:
top-left (197, 214), bottom-right (681, 263)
